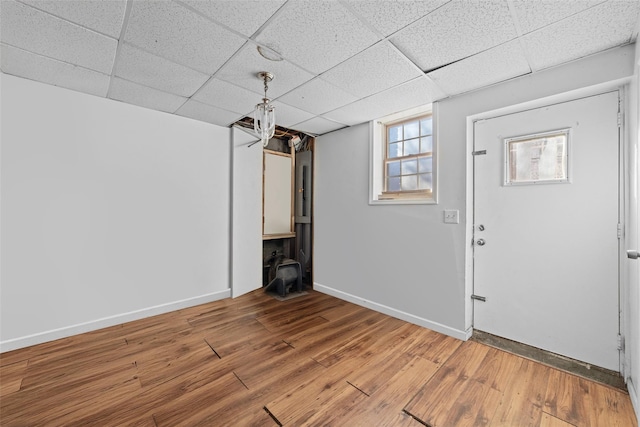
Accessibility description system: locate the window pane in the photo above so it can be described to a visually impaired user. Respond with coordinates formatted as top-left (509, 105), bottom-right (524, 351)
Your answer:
top-left (420, 136), bottom-right (433, 153)
top-left (387, 176), bottom-right (401, 192)
top-left (506, 132), bottom-right (568, 184)
top-left (404, 138), bottom-right (419, 156)
top-left (420, 118), bottom-right (432, 135)
top-left (401, 175), bottom-right (418, 191)
top-left (389, 142), bottom-right (402, 158)
top-left (387, 160), bottom-right (401, 177)
top-left (401, 159), bottom-right (417, 175)
top-left (418, 157), bottom-right (432, 173)
top-left (388, 125), bottom-right (402, 143)
top-left (419, 173), bottom-right (432, 190)
top-left (404, 121), bottom-right (419, 139)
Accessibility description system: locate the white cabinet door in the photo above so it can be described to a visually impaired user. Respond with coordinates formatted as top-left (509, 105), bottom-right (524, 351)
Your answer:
top-left (263, 152), bottom-right (293, 236)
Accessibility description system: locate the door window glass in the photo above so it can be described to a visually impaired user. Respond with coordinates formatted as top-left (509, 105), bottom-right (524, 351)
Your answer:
top-left (505, 129), bottom-right (570, 185)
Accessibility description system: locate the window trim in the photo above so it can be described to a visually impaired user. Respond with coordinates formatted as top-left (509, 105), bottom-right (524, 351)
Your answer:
top-left (503, 128), bottom-right (571, 186)
top-left (369, 103), bottom-right (438, 205)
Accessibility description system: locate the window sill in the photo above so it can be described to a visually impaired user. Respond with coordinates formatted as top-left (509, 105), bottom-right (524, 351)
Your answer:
top-left (369, 197), bottom-right (437, 206)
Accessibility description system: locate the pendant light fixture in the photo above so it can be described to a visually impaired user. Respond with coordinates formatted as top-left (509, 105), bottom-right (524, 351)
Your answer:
top-left (254, 71), bottom-right (276, 147)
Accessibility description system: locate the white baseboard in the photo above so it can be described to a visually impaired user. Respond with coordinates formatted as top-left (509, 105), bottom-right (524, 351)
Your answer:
top-left (0, 289), bottom-right (231, 353)
top-left (629, 378), bottom-right (639, 423)
top-left (314, 282), bottom-right (468, 341)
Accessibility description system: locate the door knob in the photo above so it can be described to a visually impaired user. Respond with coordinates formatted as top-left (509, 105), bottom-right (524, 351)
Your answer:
top-left (476, 239), bottom-right (486, 246)
top-left (628, 250), bottom-right (639, 260)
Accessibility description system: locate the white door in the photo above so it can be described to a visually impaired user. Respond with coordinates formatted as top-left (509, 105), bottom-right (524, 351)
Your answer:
top-left (473, 91), bottom-right (621, 371)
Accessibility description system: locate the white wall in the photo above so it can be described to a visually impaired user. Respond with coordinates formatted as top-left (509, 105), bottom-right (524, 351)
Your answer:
top-left (315, 44), bottom-right (636, 340)
top-left (1, 74), bottom-right (231, 351)
top-left (231, 127), bottom-right (263, 297)
top-left (626, 41), bottom-right (640, 421)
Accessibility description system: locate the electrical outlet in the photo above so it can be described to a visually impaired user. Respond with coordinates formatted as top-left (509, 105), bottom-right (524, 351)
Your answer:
top-left (444, 209), bottom-right (459, 224)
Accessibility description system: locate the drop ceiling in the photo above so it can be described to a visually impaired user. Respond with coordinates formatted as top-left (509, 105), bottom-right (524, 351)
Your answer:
top-left (1, 0), bottom-right (639, 136)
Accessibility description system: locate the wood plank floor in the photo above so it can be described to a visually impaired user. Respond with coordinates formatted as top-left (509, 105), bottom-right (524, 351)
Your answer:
top-left (1, 289), bottom-right (637, 426)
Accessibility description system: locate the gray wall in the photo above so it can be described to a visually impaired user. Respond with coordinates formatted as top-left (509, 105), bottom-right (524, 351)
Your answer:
top-left (315, 44), bottom-right (636, 339)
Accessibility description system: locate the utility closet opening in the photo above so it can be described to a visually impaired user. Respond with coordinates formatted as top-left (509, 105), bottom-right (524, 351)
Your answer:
top-left (236, 118), bottom-right (315, 296)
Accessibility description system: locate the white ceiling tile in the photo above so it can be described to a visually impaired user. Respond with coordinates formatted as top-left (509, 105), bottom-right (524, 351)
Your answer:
top-left (391, 0), bottom-right (516, 72)
top-left (428, 40), bottom-right (530, 96)
top-left (291, 116), bottom-right (347, 135)
top-left (1, 0), bottom-right (117, 73)
top-left (320, 41), bottom-right (423, 98)
top-left (124, 0), bottom-right (245, 74)
top-left (271, 101), bottom-right (315, 127)
top-left (233, 125), bottom-right (260, 145)
top-left (19, 0), bottom-right (126, 38)
top-left (179, 0), bottom-right (286, 37)
top-left (344, 0), bottom-right (449, 37)
top-left (277, 78), bottom-right (357, 115)
top-left (255, 0), bottom-right (380, 74)
top-left (365, 77), bottom-right (444, 117)
top-left (322, 97), bottom-right (389, 126)
top-left (176, 99), bottom-right (243, 127)
top-left (523, 1), bottom-right (640, 71)
top-left (192, 78), bottom-right (259, 115)
top-left (108, 77), bottom-right (187, 113)
top-left (511, 0), bottom-right (605, 35)
top-left (115, 44), bottom-right (209, 97)
top-left (215, 43), bottom-right (314, 99)
top-left (0, 43), bottom-right (110, 96)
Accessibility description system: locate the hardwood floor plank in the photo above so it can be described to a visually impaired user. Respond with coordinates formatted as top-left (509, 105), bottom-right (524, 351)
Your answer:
top-left (544, 367), bottom-right (637, 427)
top-left (229, 341), bottom-right (297, 389)
top-left (198, 316), bottom-right (273, 358)
top-left (297, 382), bottom-right (369, 426)
top-left (591, 382), bottom-right (638, 427)
top-left (347, 351), bottom-right (416, 396)
top-left (0, 349), bottom-right (32, 368)
top-left (545, 369), bottom-right (592, 426)
top-left (264, 357), bottom-right (364, 426)
top-left (343, 355), bottom-right (441, 425)
top-left (312, 298), bottom-right (365, 321)
top-left (442, 377), bottom-right (502, 427)
top-left (254, 294), bottom-right (342, 330)
top-left (1, 361), bottom-right (139, 426)
top-left (19, 339), bottom-right (136, 391)
top-left (135, 339), bottom-right (219, 389)
top-left (0, 289), bottom-right (636, 427)
top-left (233, 407), bottom-right (280, 427)
top-left (210, 358), bottom-right (328, 426)
top-left (490, 358), bottom-right (550, 426)
top-left (264, 313), bottom-right (330, 337)
top-left (403, 325), bottom-right (464, 364)
top-left (311, 312), bottom-right (405, 367)
top-left (404, 340), bottom-right (491, 425)
top-left (0, 360), bottom-right (27, 397)
top-left (151, 372), bottom-right (251, 426)
top-left (65, 357), bottom-right (243, 426)
top-left (540, 412), bottom-right (578, 427)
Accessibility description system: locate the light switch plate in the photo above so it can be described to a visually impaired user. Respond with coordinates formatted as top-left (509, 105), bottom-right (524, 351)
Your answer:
top-left (444, 209), bottom-right (459, 224)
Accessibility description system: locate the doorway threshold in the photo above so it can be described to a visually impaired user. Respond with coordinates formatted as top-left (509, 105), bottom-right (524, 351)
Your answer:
top-left (471, 330), bottom-right (626, 391)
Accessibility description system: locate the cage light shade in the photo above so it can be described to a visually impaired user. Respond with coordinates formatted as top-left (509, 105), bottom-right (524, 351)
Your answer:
top-left (254, 101), bottom-right (275, 147)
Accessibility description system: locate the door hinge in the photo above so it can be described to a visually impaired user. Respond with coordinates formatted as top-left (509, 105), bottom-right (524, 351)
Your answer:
top-left (617, 334), bottom-right (625, 351)
top-left (471, 294), bottom-right (486, 302)
top-left (617, 223), bottom-right (623, 239)
top-left (618, 112), bottom-right (624, 128)
top-left (472, 150), bottom-right (487, 156)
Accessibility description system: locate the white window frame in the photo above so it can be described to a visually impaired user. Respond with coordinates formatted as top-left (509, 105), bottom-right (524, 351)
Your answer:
top-left (503, 128), bottom-right (571, 186)
top-left (369, 103), bottom-right (438, 205)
